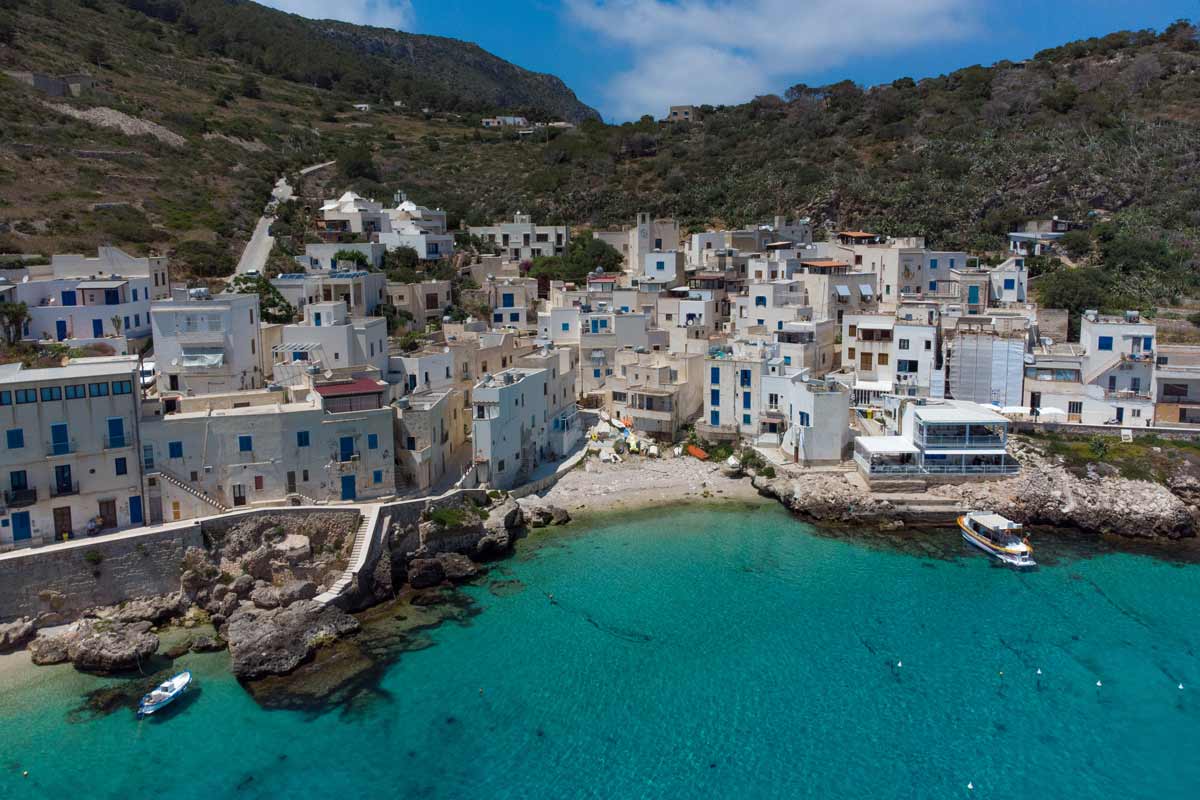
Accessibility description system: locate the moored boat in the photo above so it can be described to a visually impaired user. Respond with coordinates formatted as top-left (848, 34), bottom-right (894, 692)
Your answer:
top-left (957, 512), bottom-right (1035, 568)
top-left (137, 671), bottom-right (192, 717)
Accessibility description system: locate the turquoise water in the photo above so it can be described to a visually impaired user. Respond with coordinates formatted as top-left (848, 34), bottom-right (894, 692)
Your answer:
top-left (3, 503), bottom-right (1200, 799)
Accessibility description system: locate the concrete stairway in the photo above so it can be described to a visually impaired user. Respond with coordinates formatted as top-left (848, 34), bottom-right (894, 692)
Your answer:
top-left (152, 468), bottom-right (230, 513)
top-left (314, 505), bottom-right (380, 606)
top-left (872, 491), bottom-right (963, 523)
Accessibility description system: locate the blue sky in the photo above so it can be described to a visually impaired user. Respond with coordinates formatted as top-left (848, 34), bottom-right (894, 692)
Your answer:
top-left (261, 1), bottom-right (1197, 121)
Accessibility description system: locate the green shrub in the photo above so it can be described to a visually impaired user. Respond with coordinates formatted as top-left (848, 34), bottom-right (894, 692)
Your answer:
top-left (83, 550), bottom-right (104, 566)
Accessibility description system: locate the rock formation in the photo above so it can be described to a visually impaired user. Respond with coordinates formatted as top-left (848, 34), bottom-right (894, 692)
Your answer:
top-left (225, 600), bottom-right (361, 679)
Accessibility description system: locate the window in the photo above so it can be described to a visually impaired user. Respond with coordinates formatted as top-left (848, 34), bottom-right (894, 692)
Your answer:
top-left (65, 384), bottom-right (86, 399)
top-left (88, 382), bottom-right (109, 397)
top-left (928, 281), bottom-right (937, 291)
top-left (1068, 401), bottom-right (1083, 416)
top-left (40, 386), bottom-right (62, 401)
top-left (368, 433), bottom-right (379, 450)
top-left (15, 389), bottom-right (36, 404)
top-left (373, 470), bottom-right (384, 485)
top-left (254, 476), bottom-right (264, 491)
top-left (740, 369), bottom-right (751, 388)
top-left (898, 359), bottom-right (919, 373)
top-left (168, 441), bottom-right (183, 459)
top-left (1131, 408), bottom-right (1142, 419)
top-left (898, 339), bottom-right (910, 350)
top-left (755, 296), bottom-right (767, 307)
top-left (297, 431), bottom-right (310, 447)
top-left (509, 313), bottom-right (520, 322)
top-left (711, 366), bottom-right (720, 385)
top-left (493, 313), bottom-right (503, 323)
top-left (561, 322), bottom-right (570, 332)
top-left (743, 414), bottom-right (751, 425)
top-left (143, 444), bottom-right (154, 470)
top-left (798, 411), bottom-right (811, 427)
top-left (0, 391), bottom-right (8, 405)
top-left (656, 260), bottom-right (665, 271)
top-left (406, 436), bottom-right (416, 450)
top-left (1164, 383), bottom-right (1190, 398)
top-left (238, 435), bottom-right (253, 452)
top-left (6, 429), bottom-right (23, 449)
top-left (929, 258), bottom-right (938, 270)
top-left (711, 389), bottom-right (720, 407)
top-left (710, 410), bottom-right (720, 426)
top-left (111, 380), bottom-right (132, 395)
top-left (1003, 278), bottom-right (1016, 290)
top-left (878, 353), bottom-right (890, 366)
top-left (742, 393), bottom-right (751, 410)
top-left (1144, 336), bottom-right (1154, 351)
top-left (593, 368), bottom-right (601, 378)
top-left (925, 340), bottom-right (932, 351)
top-left (1098, 336), bottom-right (1113, 351)
top-left (115, 457), bottom-right (127, 476)
top-left (848, 324), bottom-right (857, 337)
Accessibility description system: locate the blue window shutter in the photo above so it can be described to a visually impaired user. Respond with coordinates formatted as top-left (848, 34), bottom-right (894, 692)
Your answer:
top-left (929, 259), bottom-right (937, 269)
top-left (6, 428), bottom-right (23, 449)
top-left (711, 389), bottom-right (720, 407)
top-left (1098, 336), bottom-right (1113, 351)
top-left (710, 410), bottom-right (719, 426)
top-left (743, 393), bottom-right (751, 409)
top-left (1144, 337), bottom-right (1153, 350)
top-left (561, 323), bottom-right (569, 332)
top-left (710, 367), bottom-right (720, 385)
top-left (368, 433), bottom-right (378, 450)
top-left (743, 414), bottom-right (751, 425)
top-left (238, 435), bottom-right (253, 452)
top-left (928, 281), bottom-right (937, 291)
top-left (169, 441), bottom-right (182, 458)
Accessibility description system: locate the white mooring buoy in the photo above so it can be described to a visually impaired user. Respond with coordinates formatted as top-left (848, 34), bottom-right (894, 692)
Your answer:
top-left (1096, 680), bottom-right (1103, 688)
top-left (967, 781), bottom-right (974, 791)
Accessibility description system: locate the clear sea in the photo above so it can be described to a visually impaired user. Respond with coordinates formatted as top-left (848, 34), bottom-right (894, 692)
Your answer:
top-left (2, 502), bottom-right (1199, 799)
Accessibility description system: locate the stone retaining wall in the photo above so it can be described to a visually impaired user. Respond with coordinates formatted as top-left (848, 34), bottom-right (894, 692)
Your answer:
top-left (0, 523), bottom-right (202, 622)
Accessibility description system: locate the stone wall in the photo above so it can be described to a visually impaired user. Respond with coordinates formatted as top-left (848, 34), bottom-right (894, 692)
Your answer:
top-left (0, 522), bottom-right (202, 622)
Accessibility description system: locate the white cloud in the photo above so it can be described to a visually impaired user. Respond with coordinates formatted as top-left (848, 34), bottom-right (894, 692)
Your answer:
top-left (566, 0), bottom-right (980, 120)
top-left (258, 0), bottom-right (415, 30)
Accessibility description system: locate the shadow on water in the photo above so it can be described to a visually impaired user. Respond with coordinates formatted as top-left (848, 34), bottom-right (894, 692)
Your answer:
top-left (67, 668), bottom-right (202, 723)
top-left (243, 589), bottom-right (484, 718)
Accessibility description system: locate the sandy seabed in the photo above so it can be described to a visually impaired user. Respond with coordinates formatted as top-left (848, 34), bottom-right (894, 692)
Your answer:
top-left (536, 455), bottom-right (764, 513)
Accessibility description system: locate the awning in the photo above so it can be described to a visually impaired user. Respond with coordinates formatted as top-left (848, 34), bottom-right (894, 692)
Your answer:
top-left (859, 284), bottom-right (874, 296)
top-left (179, 353), bottom-right (224, 368)
top-left (853, 379), bottom-right (893, 393)
top-left (856, 436), bottom-right (919, 455)
top-left (74, 279), bottom-right (128, 290)
top-left (835, 285), bottom-right (850, 297)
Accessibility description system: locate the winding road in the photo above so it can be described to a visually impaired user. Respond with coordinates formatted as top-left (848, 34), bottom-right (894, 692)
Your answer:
top-left (234, 160), bottom-right (337, 276)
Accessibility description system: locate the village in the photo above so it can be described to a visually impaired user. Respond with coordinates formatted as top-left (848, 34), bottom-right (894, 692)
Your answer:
top-left (0, 155), bottom-right (1192, 554)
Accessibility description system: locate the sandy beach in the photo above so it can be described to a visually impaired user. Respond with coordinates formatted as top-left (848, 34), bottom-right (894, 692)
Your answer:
top-left (534, 454), bottom-right (765, 513)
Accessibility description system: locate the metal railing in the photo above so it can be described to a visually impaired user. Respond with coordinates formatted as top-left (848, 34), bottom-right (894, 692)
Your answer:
top-left (45, 439), bottom-right (77, 456)
top-left (104, 434), bottom-right (129, 449)
top-left (859, 461), bottom-right (1019, 476)
top-left (4, 488), bottom-right (36, 507)
top-left (918, 436), bottom-right (1006, 449)
top-left (50, 481), bottom-right (80, 497)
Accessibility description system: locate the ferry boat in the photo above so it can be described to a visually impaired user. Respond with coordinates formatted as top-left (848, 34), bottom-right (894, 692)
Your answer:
top-left (957, 512), bottom-right (1035, 568)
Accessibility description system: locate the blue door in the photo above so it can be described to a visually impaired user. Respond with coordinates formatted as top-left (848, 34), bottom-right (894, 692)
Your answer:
top-left (55, 320), bottom-right (67, 341)
top-left (967, 285), bottom-right (980, 305)
top-left (54, 464), bottom-right (72, 494)
top-left (340, 475), bottom-right (357, 501)
top-left (129, 496), bottom-right (143, 526)
top-left (339, 436), bottom-right (354, 462)
top-left (92, 319), bottom-right (103, 337)
top-left (11, 511), bottom-right (30, 542)
top-left (107, 417), bottom-right (125, 448)
top-left (61, 290), bottom-right (76, 306)
top-left (50, 423), bottom-right (69, 455)
top-left (104, 289), bottom-right (119, 305)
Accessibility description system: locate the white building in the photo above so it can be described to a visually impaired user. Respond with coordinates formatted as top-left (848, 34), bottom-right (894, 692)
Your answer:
top-left (607, 349), bottom-right (703, 438)
top-left (269, 301), bottom-right (389, 385)
top-left (141, 376), bottom-right (395, 520)
top-left (0, 357), bottom-right (144, 549)
top-left (471, 347), bottom-right (579, 489)
top-left (944, 316), bottom-right (1030, 407)
top-left (842, 314), bottom-right (942, 405)
top-left (271, 270), bottom-right (387, 317)
top-left (316, 191), bottom-right (388, 240)
top-left (14, 247), bottom-right (170, 348)
top-left (296, 243), bottom-right (386, 272)
top-left (853, 400), bottom-right (1019, 482)
top-left (1023, 310), bottom-right (1155, 425)
top-left (468, 213), bottom-right (569, 262)
top-left (151, 288), bottom-right (264, 397)
top-left (772, 372), bottom-right (852, 464)
top-left (733, 281), bottom-right (812, 335)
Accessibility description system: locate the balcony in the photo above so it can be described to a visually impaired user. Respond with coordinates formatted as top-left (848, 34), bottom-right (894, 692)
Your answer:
top-left (1103, 389), bottom-right (1151, 402)
top-left (333, 450), bottom-right (361, 464)
top-left (1121, 351), bottom-right (1154, 364)
top-left (50, 480), bottom-right (80, 498)
top-left (45, 439), bottom-right (77, 457)
top-left (104, 434), bottom-right (130, 450)
top-left (919, 435), bottom-right (1006, 449)
top-left (4, 488), bottom-right (37, 507)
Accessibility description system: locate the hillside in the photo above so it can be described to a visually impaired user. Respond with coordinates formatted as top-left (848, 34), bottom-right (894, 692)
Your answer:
top-left (1, 4), bottom-right (1198, 309)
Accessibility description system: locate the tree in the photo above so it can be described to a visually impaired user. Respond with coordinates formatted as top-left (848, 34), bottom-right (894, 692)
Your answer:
top-left (332, 249), bottom-right (369, 268)
top-left (228, 274), bottom-right (294, 323)
top-left (111, 316), bottom-right (123, 338)
top-left (240, 74), bottom-right (262, 99)
top-left (1058, 229), bottom-right (1093, 260)
top-left (0, 302), bottom-right (28, 345)
top-left (84, 40), bottom-right (108, 67)
top-left (338, 144), bottom-right (379, 181)
top-left (527, 232), bottom-right (622, 283)
top-left (385, 246), bottom-right (420, 272)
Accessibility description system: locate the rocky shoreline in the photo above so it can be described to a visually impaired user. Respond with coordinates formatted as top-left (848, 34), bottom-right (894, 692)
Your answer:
top-left (1, 496), bottom-right (573, 687)
top-left (752, 438), bottom-right (1197, 540)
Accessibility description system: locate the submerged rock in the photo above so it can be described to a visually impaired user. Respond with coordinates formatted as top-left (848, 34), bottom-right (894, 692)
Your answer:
top-left (28, 633), bottom-right (70, 665)
top-left (225, 600), bottom-right (361, 680)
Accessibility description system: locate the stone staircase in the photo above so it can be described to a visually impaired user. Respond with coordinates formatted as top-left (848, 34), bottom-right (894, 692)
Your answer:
top-left (152, 468), bottom-right (230, 513)
top-left (871, 491), bottom-right (963, 523)
top-left (314, 505), bottom-right (380, 606)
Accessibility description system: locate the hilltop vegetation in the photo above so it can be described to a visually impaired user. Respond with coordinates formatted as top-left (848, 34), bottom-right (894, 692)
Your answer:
top-left (0, 1), bottom-right (1198, 309)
